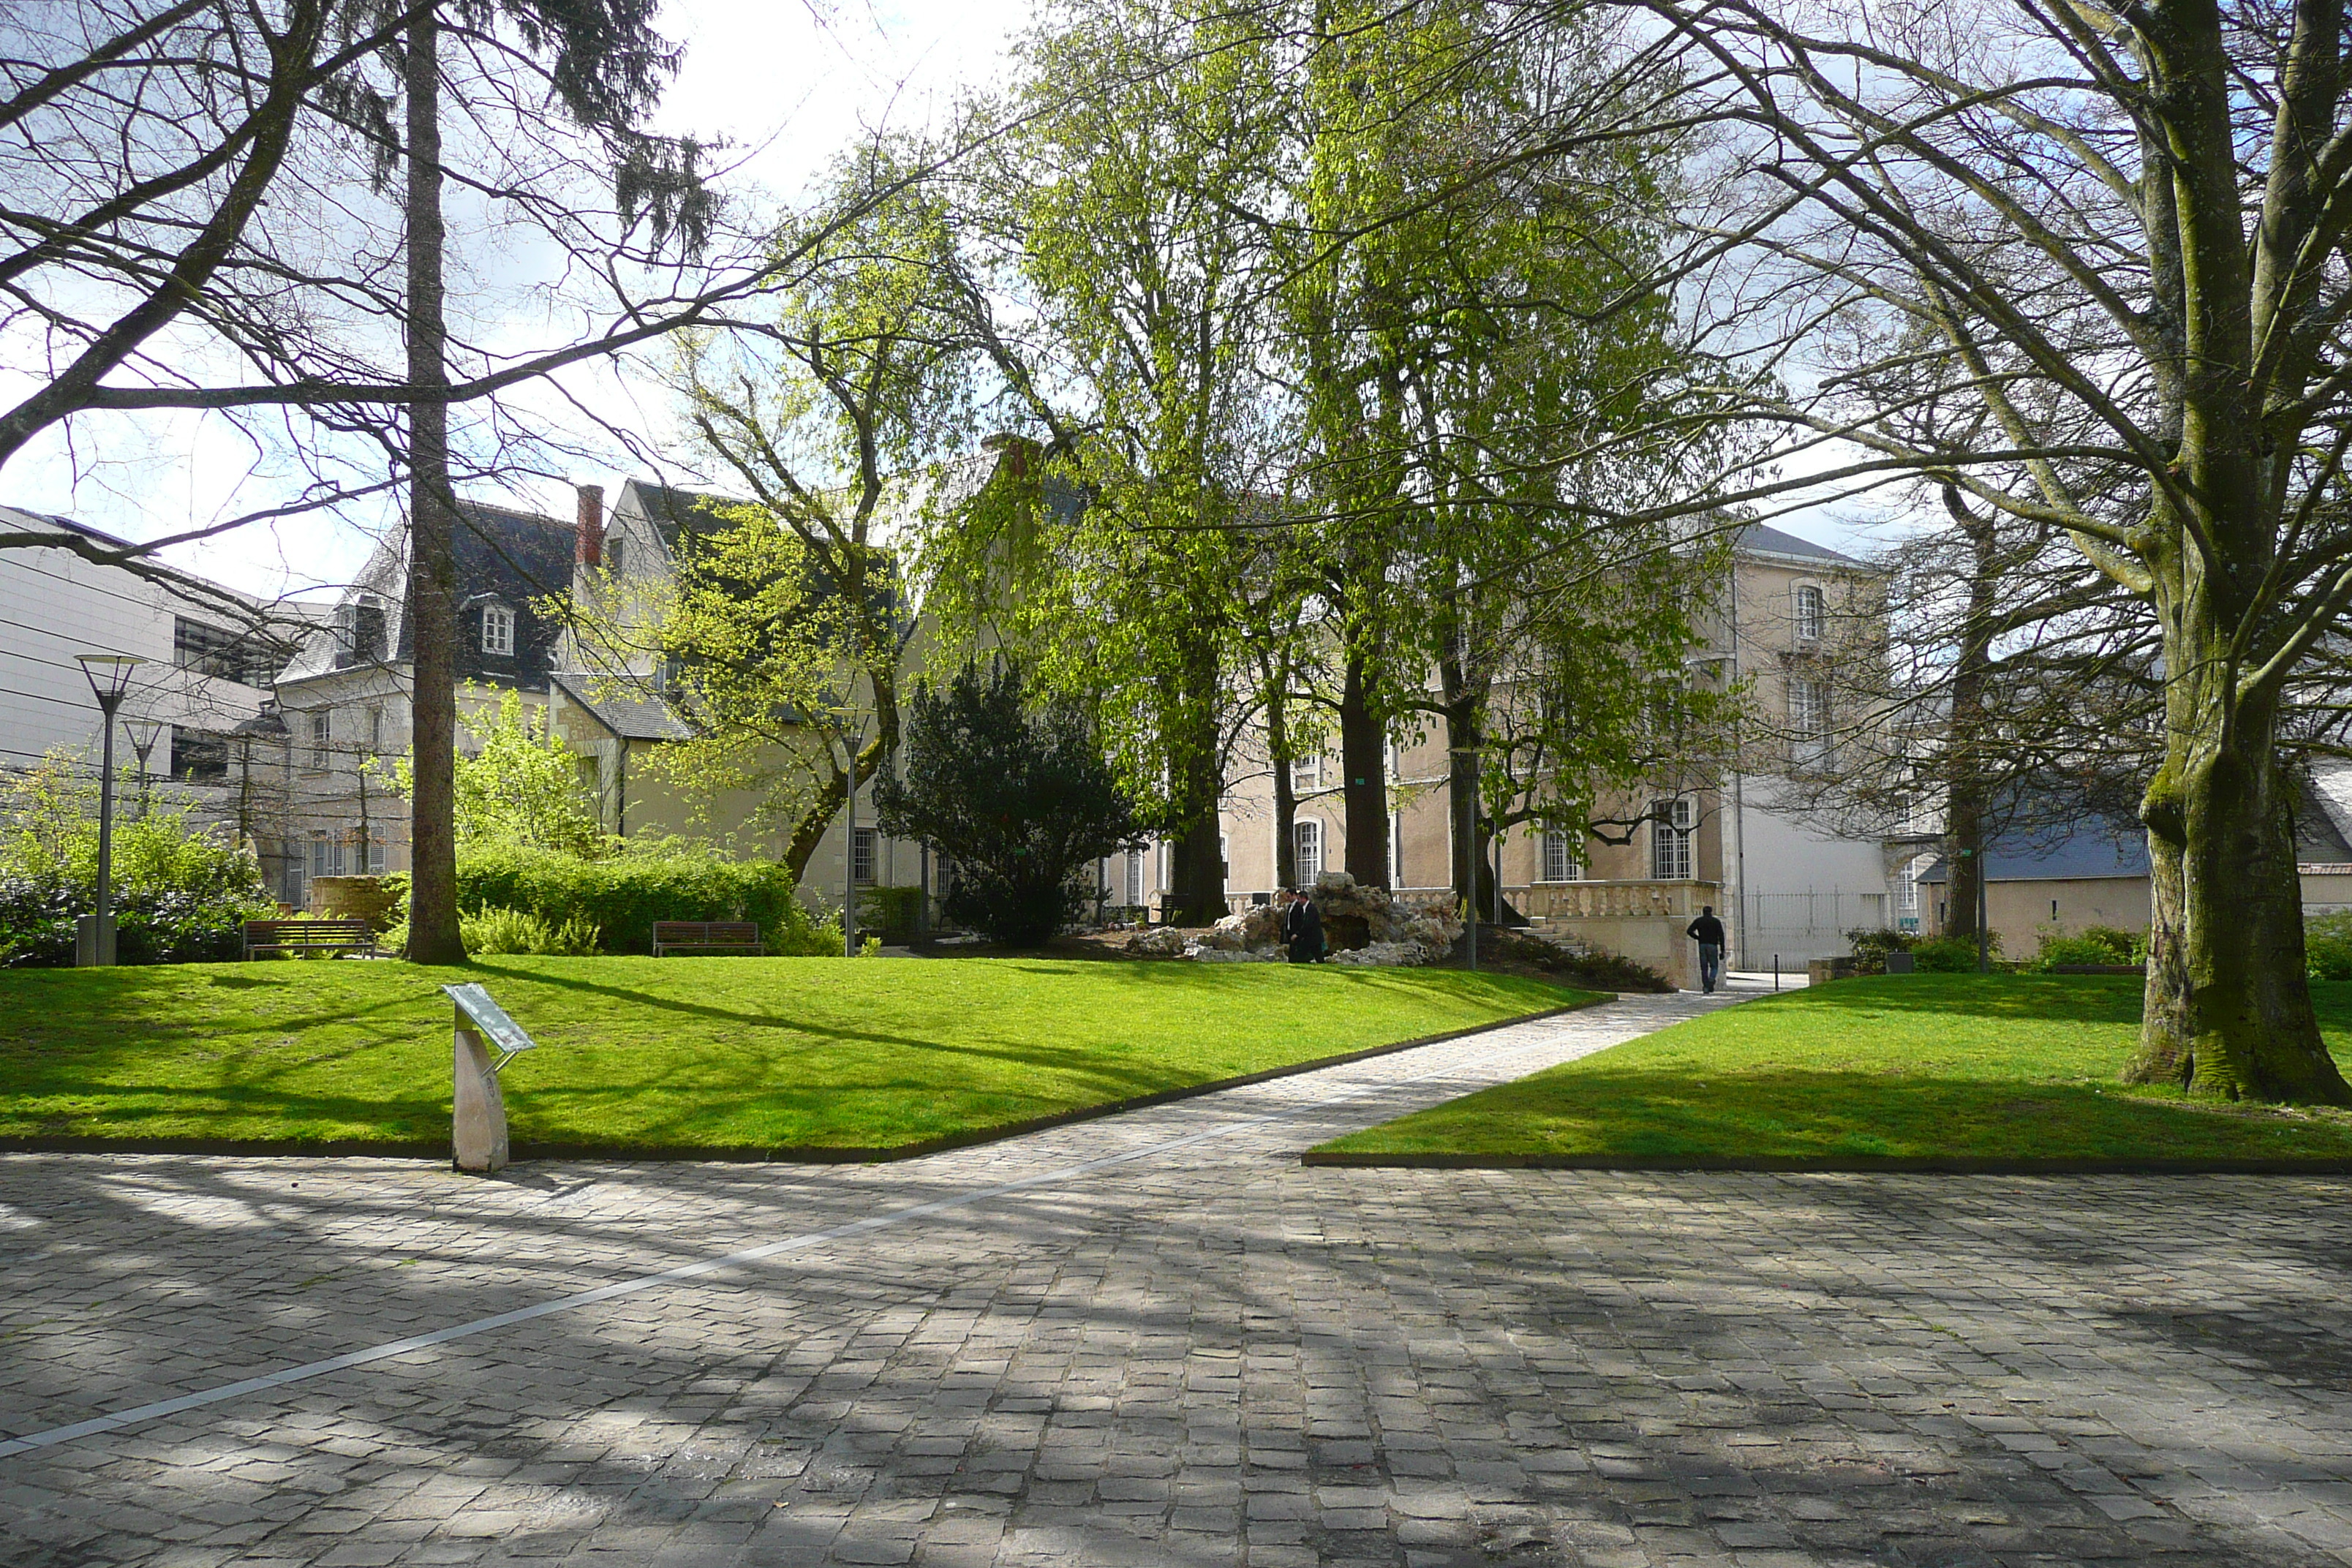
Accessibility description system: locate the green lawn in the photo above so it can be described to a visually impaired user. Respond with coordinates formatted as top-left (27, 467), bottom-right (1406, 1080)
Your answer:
top-left (1313, 975), bottom-right (2352, 1168)
top-left (0, 957), bottom-right (1592, 1153)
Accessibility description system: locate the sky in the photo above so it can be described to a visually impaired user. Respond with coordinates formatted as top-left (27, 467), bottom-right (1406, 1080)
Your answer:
top-left (4, 0), bottom-right (1034, 605)
top-left (6, 0), bottom-right (1884, 607)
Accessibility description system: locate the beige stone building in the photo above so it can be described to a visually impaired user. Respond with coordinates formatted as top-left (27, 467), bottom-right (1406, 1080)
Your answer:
top-left (1204, 523), bottom-right (1904, 983)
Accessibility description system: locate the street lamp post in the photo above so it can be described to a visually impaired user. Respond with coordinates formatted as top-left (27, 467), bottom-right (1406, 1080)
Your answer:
top-left (75, 655), bottom-right (144, 966)
top-left (124, 719), bottom-right (163, 819)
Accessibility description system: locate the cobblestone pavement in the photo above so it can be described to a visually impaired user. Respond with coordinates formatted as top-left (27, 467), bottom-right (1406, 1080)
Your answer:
top-left (7, 989), bottom-right (2352, 1568)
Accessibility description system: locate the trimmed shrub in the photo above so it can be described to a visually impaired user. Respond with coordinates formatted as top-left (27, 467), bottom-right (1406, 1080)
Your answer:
top-left (1912, 933), bottom-right (1997, 972)
top-left (2077, 924), bottom-right (2144, 962)
top-left (2310, 911), bottom-right (2352, 983)
top-left (451, 843), bottom-right (837, 955)
top-left (2028, 924), bottom-right (2143, 971)
top-left (0, 758), bottom-right (276, 966)
top-left (1846, 927), bottom-right (1918, 976)
top-left (855, 885), bottom-right (924, 943)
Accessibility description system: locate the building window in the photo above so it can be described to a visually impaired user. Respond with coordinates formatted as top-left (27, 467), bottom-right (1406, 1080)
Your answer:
top-left (1290, 754), bottom-right (1323, 793)
top-left (1651, 798), bottom-right (1692, 881)
top-left (1390, 811), bottom-right (1405, 886)
top-left (308, 710), bottom-right (331, 771)
top-left (309, 837), bottom-right (347, 882)
top-left (852, 826), bottom-right (877, 886)
top-left (1790, 678), bottom-right (1831, 769)
top-left (1896, 853), bottom-right (1933, 916)
top-left (170, 730), bottom-right (227, 783)
top-left (1542, 829), bottom-right (1580, 883)
top-left (1125, 847), bottom-right (1145, 905)
top-left (1795, 584), bottom-right (1825, 641)
top-left (480, 603), bottom-right (515, 655)
top-left (365, 705), bottom-right (383, 756)
top-left (1294, 818), bottom-right (1323, 886)
top-left (607, 538), bottom-right (626, 576)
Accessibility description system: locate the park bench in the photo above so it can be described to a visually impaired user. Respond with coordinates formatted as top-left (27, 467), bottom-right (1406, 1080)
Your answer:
top-left (650, 919), bottom-right (764, 957)
top-left (243, 917), bottom-right (377, 960)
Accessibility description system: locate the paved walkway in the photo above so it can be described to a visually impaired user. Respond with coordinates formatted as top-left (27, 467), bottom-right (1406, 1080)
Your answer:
top-left (6, 990), bottom-right (2352, 1567)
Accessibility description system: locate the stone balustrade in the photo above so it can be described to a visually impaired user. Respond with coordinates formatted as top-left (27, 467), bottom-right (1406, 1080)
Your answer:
top-left (1514, 878), bottom-right (1722, 921)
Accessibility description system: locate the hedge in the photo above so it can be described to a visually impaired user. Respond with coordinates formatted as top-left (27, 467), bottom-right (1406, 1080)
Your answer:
top-left (387, 845), bottom-right (837, 955)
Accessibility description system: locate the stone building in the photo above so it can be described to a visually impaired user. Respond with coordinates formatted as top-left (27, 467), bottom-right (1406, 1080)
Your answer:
top-left (1210, 523), bottom-right (1904, 981)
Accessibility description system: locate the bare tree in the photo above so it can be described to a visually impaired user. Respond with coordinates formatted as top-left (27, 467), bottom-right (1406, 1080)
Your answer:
top-left (1610, 0), bottom-right (2352, 1101)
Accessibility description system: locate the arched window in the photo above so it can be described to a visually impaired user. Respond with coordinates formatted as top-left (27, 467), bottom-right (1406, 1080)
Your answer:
top-left (1294, 818), bottom-right (1323, 884)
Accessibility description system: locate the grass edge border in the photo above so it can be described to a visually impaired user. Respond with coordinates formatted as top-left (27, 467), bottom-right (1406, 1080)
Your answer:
top-left (1299, 1150), bottom-right (2352, 1175)
top-left (0, 994), bottom-right (1605, 1166)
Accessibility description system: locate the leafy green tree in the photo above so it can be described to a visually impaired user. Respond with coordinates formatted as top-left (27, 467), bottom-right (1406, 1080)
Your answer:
top-left (873, 664), bottom-right (1142, 946)
top-left (1276, 0), bottom-right (1733, 902)
top-left (380, 687), bottom-right (604, 856)
top-left (930, 0), bottom-right (1294, 924)
top-left (641, 146), bottom-right (970, 878)
top-left (392, 0), bottom-right (708, 965)
top-left (603, 506), bottom-right (881, 878)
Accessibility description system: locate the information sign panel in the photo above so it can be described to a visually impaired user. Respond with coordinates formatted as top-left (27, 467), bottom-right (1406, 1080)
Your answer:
top-left (441, 983), bottom-right (538, 1064)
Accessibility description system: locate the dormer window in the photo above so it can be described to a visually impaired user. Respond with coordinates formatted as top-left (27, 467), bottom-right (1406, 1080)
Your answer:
top-left (1795, 584), bottom-right (1825, 642)
top-left (480, 603), bottom-right (515, 656)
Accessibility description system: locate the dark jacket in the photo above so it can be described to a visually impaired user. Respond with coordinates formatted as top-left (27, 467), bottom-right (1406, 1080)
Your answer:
top-left (1686, 913), bottom-right (1727, 948)
top-left (1283, 899), bottom-right (1326, 954)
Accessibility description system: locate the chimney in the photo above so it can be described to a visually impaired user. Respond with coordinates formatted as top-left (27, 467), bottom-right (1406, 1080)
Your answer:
top-left (575, 483), bottom-right (605, 568)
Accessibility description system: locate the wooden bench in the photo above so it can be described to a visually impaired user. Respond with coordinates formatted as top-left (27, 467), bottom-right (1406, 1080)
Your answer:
top-left (243, 918), bottom-right (378, 960)
top-left (651, 920), bottom-right (764, 957)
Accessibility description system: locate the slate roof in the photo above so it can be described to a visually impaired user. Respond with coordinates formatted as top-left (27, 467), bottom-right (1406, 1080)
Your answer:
top-left (276, 500), bottom-right (573, 692)
top-left (1736, 521), bottom-right (1867, 569)
top-left (1915, 821), bottom-right (2150, 884)
top-left (621, 481), bottom-right (742, 554)
top-left (550, 672), bottom-right (693, 742)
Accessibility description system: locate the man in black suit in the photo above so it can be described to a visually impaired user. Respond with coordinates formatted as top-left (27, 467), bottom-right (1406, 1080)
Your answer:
top-left (1282, 888), bottom-right (1327, 963)
top-left (1685, 905), bottom-right (1727, 993)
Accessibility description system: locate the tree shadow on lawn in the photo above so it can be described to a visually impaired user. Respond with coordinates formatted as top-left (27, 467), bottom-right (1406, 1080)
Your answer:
top-left (1764, 973), bottom-right (2148, 1025)
top-left (1343, 1068), bottom-right (2352, 1164)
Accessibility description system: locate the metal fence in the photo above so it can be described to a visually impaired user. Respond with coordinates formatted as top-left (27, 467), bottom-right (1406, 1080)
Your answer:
top-left (1738, 889), bottom-right (1888, 967)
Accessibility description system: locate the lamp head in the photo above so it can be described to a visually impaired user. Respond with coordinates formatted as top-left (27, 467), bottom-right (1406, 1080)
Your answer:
top-left (75, 653), bottom-right (143, 705)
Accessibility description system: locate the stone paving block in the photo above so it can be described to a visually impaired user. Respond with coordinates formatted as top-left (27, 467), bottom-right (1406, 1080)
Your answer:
top-left (4, 992), bottom-right (2351, 1568)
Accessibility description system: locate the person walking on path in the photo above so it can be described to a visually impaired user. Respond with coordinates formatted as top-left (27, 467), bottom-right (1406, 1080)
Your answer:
top-left (1685, 905), bottom-right (1727, 994)
top-left (1282, 888), bottom-right (1327, 964)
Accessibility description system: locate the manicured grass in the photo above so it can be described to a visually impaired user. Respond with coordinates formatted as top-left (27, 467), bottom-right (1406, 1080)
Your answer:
top-left (1313, 975), bottom-right (2352, 1166)
top-left (0, 957), bottom-right (1594, 1152)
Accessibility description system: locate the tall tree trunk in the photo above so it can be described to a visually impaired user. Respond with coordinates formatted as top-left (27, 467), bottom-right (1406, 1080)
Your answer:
top-left (1267, 663), bottom-right (1297, 891)
top-left (1166, 634), bottom-right (1227, 924)
top-left (2170, 685), bottom-right (2340, 1099)
top-left (1338, 643), bottom-right (1389, 887)
top-left (2127, 0), bottom-right (2342, 1100)
top-left (2121, 548), bottom-right (2346, 1099)
top-left (2129, 773), bottom-right (2195, 1085)
top-left (402, 2), bottom-right (464, 965)
top-left (1940, 488), bottom-right (1996, 945)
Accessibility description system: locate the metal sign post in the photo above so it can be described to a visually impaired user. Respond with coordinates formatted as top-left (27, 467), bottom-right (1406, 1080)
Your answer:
top-left (442, 983), bottom-right (538, 1173)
